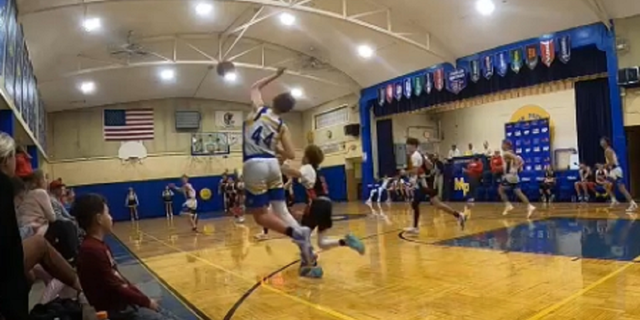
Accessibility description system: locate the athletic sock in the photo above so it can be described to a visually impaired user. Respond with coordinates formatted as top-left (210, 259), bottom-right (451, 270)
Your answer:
top-left (285, 227), bottom-right (294, 238)
top-left (263, 228), bottom-right (269, 234)
top-left (339, 239), bottom-right (346, 246)
top-left (413, 206), bottom-right (420, 228)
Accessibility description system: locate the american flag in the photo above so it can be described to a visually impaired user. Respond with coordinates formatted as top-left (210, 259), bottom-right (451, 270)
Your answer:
top-left (103, 109), bottom-right (154, 141)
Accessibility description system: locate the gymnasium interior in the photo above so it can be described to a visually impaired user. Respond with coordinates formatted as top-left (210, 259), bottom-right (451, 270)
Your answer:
top-left (3, 0), bottom-right (640, 319)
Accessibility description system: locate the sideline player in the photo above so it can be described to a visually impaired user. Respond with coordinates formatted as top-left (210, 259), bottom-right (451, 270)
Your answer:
top-left (281, 145), bottom-right (365, 258)
top-left (170, 175), bottom-right (199, 231)
top-left (601, 137), bottom-right (637, 212)
top-left (498, 140), bottom-right (536, 218)
top-left (242, 67), bottom-right (321, 278)
top-left (404, 138), bottom-right (466, 234)
top-left (366, 175), bottom-right (391, 204)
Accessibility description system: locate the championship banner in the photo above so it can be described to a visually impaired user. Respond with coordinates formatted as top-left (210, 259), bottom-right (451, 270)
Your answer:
top-left (394, 82), bottom-right (402, 101)
top-left (14, 25), bottom-right (23, 114)
top-left (433, 69), bottom-right (444, 91)
top-left (385, 84), bottom-right (393, 103)
top-left (4, 1), bottom-right (16, 101)
top-left (214, 110), bottom-right (243, 129)
top-left (525, 44), bottom-right (538, 70)
top-left (446, 68), bottom-right (467, 95)
top-left (540, 39), bottom-right (555, 67)
top-left (424, 72), bottom-right (433, 94)
top-left (496, 51), bottom-right (508, 77)
top-left (470, 59), bottom-right (480, 83)
top-left (413, 75), bottom-right (423, 96)
top-left (482, 55), bottom-right (494, 80)
top-left (510, 48), bottom-right (523, 74)
top-left (403, 77), bottom-right (412, 99)
top-left (0, 0), bottom-right (9, 77)
top-left (558, 36), bottom-right (571, 64)
top-left (378, 87), bottom-right (385, 106)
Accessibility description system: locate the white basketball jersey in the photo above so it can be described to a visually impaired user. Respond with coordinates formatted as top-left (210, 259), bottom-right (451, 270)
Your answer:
top-left (243, 107), bottom-right (284, 160)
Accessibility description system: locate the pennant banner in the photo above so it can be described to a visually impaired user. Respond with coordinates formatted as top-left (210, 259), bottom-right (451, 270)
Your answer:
top-left (540, 39), bottom-right (555, 67)
top-left (447, 68), bottom-right (467, 95)
top-left (496, 51), bottom-right (508, 77)
top-left (526, 44), bottom-right (538, 70)
top-left (378, 87), bottom-right (385, 106)
top-left (385, 84), bottom-right (393, 103)
top-left (424, 72), bottom-right (433, 94)
top-left (483, 55), bottom-right (494, 80)
top-left (470, 59), bottom-right (480, 83)
top-left (434, 69), bottom-right (444, 91)
top-left (510, 48), bottom-right (523, 74)
top-left (403, 78), bottom-right (412, 99)
top-left (559, 36), bottom-right (571, 64)
top-left (413, 75), bottom-right (423, 96)
top-left (394, 82), bottom-right (402, 101)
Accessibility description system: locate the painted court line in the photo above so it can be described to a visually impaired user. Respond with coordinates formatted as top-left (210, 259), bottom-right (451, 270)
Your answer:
top-left (139, 228), bottom-right (400, 320)
top-left (526, 255), bottom-right (640, 320)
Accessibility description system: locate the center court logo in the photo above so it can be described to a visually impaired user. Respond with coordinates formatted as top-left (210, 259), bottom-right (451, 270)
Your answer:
top-left (454, 178), bottom-right (469, 197)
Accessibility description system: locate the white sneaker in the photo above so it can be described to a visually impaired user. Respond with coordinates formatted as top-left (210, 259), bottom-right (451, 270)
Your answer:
top-left (403, 227), bottom-right (419, 234)
top-left (502, 203), bottom-right (514, 216)
top-left (526, 204), bottom-right (536, 219)
top-left (626, 202), bottom-right (638, 213)
top-left (254, 233), bottom-right (268, 240)
top-left (610, 199), bottom-right (620, 208)
top-left (236, 216), bottom-right (245, 223)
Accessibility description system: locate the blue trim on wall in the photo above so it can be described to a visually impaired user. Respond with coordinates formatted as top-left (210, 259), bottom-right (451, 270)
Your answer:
top-left (27, 145), bottom-right (38, 169)
top-left (0, 109), bottom-right (14, 136)
top-left (358, 22), bottom-right (626, 192)
top-left (73, 165), bottom-right (347, 221)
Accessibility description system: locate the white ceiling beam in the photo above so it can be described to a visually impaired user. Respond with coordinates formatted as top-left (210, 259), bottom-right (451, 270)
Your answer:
top-left (222, 6), bottom-right (266, 60)
top-left (20, 0), bottom-right (454, 62)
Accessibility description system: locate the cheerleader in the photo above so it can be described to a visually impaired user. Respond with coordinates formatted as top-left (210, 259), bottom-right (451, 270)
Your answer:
top-left (219, 172), bottom-right (230, 213)
top-left (125, 187), bottom-right (139, 221)
top-left (236, 175), bottom-right (246, 213)
top-left (162, 186), bottom-right (174, 218)
top-left (227, 177), bottom-right (245, 223)
top-left (170, 175), bottom-right (199, 232)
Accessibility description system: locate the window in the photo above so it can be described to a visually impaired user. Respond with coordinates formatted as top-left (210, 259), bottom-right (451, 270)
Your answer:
top-left (314, 106), bottom-right (349, 130)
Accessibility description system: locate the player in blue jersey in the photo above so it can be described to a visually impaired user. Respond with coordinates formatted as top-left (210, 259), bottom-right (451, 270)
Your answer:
top-left (366, 175), bottom-right (391, 204)
top-left (243, 68), bottom-right (321, 278)
top-left (498, 140), bottom-right (536, 218)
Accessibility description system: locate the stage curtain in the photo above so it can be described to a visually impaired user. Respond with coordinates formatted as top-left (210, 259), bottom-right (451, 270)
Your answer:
top-left (574, 78), bottom-right (612, 166)
top-left (376, 119), bottom-right (396, 177)
top-left (372, 45), bottom-right (608, 117)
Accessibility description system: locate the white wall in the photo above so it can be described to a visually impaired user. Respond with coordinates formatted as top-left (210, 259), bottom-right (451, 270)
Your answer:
top-left (390, 113), bottom-right (437, 144)
top-left (439, 89), bottom-right (577, 155)
top-left (615, 15), bottom-right (640, 127)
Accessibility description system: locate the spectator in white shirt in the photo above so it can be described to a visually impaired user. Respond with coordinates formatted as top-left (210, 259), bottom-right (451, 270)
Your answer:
top-left (483, 141), bottom-right (493, 157)
top-left (447, 145), bottom-right (461, 159)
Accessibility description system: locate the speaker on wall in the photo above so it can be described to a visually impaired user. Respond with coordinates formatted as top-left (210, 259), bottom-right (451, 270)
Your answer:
top-left (344, 124), bottom-right (360, 137)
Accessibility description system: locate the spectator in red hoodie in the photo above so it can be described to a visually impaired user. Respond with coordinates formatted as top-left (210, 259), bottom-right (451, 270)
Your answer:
top-left (464, 156), bottom-right (484, 203)
top-left (490, 150), bottom-right (504, 183)
top-left (74, 194), bottom-right (180, 320)
top-left (15, 146), bottom-right (33, 179)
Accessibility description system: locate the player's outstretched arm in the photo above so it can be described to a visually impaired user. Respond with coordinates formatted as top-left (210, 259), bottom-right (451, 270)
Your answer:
top-left (250, 67), bottom-right (286, 111)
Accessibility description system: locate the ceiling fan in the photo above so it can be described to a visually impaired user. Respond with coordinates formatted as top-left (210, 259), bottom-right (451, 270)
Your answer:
top-left (109, 30), bottom-right (150, 58)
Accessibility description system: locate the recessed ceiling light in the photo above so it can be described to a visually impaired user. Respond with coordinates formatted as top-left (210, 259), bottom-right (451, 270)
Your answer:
top-left (279, 12), bottom-right (296, 26)
top-left (476, 0), bottom-right (495, 16)
top-left (195, 2), bottom-right (213, 16)
top-left (160, 69), bottom-right (175, 81)
top-left (291, 88), bottom-right (303, 98)
top-left (224, 72), bottom-right (237, 82)
top-left (82, 18), bottom-right (101, 32)
top-left (79, 81), bottom-right (96, 94)
top-left (357, 45), bottom-right (374, 59)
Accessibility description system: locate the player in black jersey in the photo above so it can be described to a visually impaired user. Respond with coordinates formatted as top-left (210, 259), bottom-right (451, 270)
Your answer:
top-left (281, 145), bottom-right (365, 264)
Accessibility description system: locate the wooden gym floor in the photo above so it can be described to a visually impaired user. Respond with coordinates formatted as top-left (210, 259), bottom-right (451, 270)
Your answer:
top-left (112, 202), bottom-right (640, 320)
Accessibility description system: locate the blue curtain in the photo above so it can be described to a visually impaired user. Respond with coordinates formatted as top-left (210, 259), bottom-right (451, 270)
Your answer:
top-left (319, 165), bottom-right (347, 201)
top-left (574, 78), bottom-right (612, 166)
top-left (372, 45), bottom-right (607, 117)
top-left (376, 119), bottom-right (396, 177)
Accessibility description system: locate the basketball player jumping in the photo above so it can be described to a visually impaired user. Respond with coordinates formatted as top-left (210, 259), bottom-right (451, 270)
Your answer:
top-left (281, 145), bottom-right (365, 263)
top-left (404, 138), bottom-right (466, 234)
top-left (498, 140), bottom-right (536, 218)
top-left (601, 137), bottom-right (637, 212)
top-left (243, 67), bottom-right (321, 278)
top-left (366, 175), bottom-right (391, 204)
top-left (170, 175), bottom-right (199, 231)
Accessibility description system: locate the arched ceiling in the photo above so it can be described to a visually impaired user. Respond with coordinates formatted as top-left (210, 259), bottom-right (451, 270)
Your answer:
top-left (17, 0), bottom-right (640, 111)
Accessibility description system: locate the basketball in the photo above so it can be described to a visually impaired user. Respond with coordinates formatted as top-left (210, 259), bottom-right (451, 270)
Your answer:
top-left (216, 61), bottom-right (235, 76)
